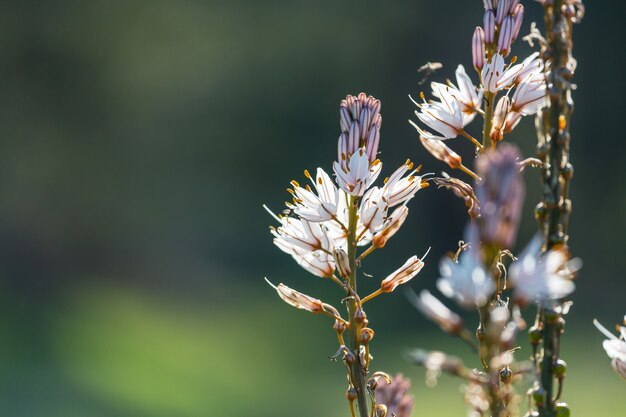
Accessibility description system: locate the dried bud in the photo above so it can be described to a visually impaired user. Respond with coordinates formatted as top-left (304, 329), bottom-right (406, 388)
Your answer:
top-left (373, 205), bottom-right (409, 248)
top-left (333, 248), bottom-right (351, 278)
top-left (380, 253), bottom-right (427, 293)
top-left (490, 96), bottom-right (511, 143)
top-left (408, 289), bottom-right (464, 335)
top-left (433, 177), bottom-right (480, 219)
top-left (269, 281), bottom-right (324, 313)
top-left (360, 327), bottom-right (375, 344)
top-left (484, 10), bottom-right (496, 43)
top-left (375, 404), bottom-right (387, 417)
top-left (374, 374), bottom-right (414, 417)
top-left (497, 16), bottom-right (514, 56)
top-left (475, 144), bottom-right (525, 249)
top-left (346, 386), bottom-right (358, 401)
top-left (500, 366), bottom-right (513, 383)
top-left (472, 27), bottom-right (486, 72)
top-left (354, 307), bottom-right (367, 324)
top-left (419, 136), bottom-right (462, 169)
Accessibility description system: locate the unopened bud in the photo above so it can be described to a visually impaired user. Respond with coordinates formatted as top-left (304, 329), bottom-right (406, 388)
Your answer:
top-left (490, 96), bottom-right (511, 142)
top-left (511, 4), bottom-right (524, 41)
top-left (483, 0), bottom-right (494, 11)
top-left (381, 254), bottom-right (427, 293)
top-left (500, 366), bottom-right (513, 384)
top-left (497, 16), bottom-right (514, 56)
top-left (472, 27), bottom-right (486, 71)
top-left (553, 359), bottom-right (567, 379)
top-left (475, 144), bottom-right (525, 249)
top-left (555, 402), bottom-right (570, 417)
top-left (354, 308), bottom-right (367, 323)
top-left (268, 280), bottom-right (324, 314)
top-left (504, 111), bottom-right (523, 134)
top-left (375, 404), bottom-right (388, 417)
top-left (419, 136), bottom-right (462, 169)
top-left (334, 319), bottom-right (347, 334)
top-left (531, 385), bottom-right (547, 407)
top-left (333, 248), bottom-right (351, 278)
top-left (496, 0), bottom-right (510, 24)
top-left (344, 350), bottom-right (356, 365)
top-left (484, 10), bottom-right (495, 43)
top-left (373, 205), bottom-right (409, 248)
top-left (346, 386), bottom-right (358, 401)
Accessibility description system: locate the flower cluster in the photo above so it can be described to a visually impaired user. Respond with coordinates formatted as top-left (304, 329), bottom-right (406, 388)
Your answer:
top-left (265, 93), bottom-right (430, 417)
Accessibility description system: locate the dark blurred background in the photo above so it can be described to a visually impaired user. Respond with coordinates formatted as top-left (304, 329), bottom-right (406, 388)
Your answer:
top-left (0, 1), bottom-right (624, 416)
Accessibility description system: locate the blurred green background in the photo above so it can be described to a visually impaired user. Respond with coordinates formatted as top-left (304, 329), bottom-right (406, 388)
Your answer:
top-left (0, 1), bottom-right (624, 416)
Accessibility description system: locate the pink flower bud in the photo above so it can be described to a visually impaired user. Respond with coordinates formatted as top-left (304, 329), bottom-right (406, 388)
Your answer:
top-left (511, 4), bottom-right (524, 42)
top-left (496, 0), bottom-right (510, 25)
top-left (484, 10), bottom-right (495, 43)
top-left (419, 136), bottom-right (462, 169)
top-left (472, 27), bottom-right (486, 72)
top-left (490, 96), bottom-right (511, 143)
top-left (497, 16), bottom-right (514, 56)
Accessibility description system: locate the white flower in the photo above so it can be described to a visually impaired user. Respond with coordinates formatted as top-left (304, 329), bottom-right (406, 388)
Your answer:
top-left (594, 317), bottom-right (626, 380)
top-left (508, 234), bottom-right (579, 306)
top-left (381, 250), bottom-right (428, 293)
top-left (431, 65), bottom-right (483, 126)
top-left (510, 52), bottom-right (544, 85)
top-left (381, 161), bottom-right (426, 207)
top-left (481, 53), bottom-right (522, 93)
top-left (511, 73), bottom-right (546, 115)
top-left (437, 248), bottom-right (495, 308)
top-left (289, 168), bottom-right (338, 222)
top-left (360, 186), bottom-right (388, 234)
top-left (407, 289), bottom-right (463, 334)
top-left (490, 96), bottom-right (511, 142)
top-left (333, 147), bottom-right (382, 196)
top-left (413, 93), bottom-right (465, 140)
top-left (265, 208), bottom-right (336, 278)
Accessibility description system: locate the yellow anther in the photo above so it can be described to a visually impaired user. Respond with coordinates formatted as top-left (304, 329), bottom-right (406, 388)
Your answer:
top-left (511, 55), bottom-right (518, 64)
top-left (304, 169), bottom-right (311, 179)
top-left (420, 91), bottom-right (426, 100)
top-left (305, 184), bottom-right (312, 192)
top-left (405, 158), bottom-right (411, 165)
top-left (416, 164), bottom-right (423, 173)
top-left (407, 162), bottom-right (414, 170)
top-left (383, 177), bottom-right (389, 184)
top-left (318, 177), bottom-right (323, 185)
top-left (287, 188), bottom-right (295, 195)
top-left (290, 180), bottom-right (300, 188)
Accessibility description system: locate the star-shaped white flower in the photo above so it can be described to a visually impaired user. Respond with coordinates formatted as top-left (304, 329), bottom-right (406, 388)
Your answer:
top-left (594, 317), bottom-right (626, 380)
top-left (437, 248), bottom-right (495, 309)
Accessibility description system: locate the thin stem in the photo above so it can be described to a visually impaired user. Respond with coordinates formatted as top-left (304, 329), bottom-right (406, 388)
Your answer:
top-left (458, 163), bottom-right (481, 181)
top-left (361, 289), bottom-right (383, 305)
top-left (461, 130), bottom-right (484, 150)
top-left (482, 92), bottom-right (495, 152)
top-left (357, 245), bottom-right (377, 263)
top-left (346, 195), bottom-right (370, 417)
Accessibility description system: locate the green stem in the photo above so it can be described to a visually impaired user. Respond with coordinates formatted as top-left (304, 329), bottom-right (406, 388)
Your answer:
top-left (482, 92), bottom-right (495, 152)
top-left (346, 195), bottom-right (369, 417)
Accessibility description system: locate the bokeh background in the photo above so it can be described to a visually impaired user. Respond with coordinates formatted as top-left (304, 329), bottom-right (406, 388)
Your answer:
top-left (0, 1), bottom-right (624, 416)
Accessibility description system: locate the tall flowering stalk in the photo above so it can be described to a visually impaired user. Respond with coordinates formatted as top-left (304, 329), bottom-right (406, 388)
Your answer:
top-left (408, 1), bottom-right (582, 417)
top-left (530, 1), bottom-right (584, 416)
top-left (265, 93), bottom-right (427, 417)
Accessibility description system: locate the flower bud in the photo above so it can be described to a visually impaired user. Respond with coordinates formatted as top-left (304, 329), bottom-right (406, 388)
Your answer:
top-left (346, 386), bottom-right (358, 401)
top-left (531, 385), bottom-right (547, 407)
top-left (373, 205), bottom-right (409, 248)
top-left (354, 307), bottom-right (367, 323)
top-left (511, 4), bottom-right (524, 41)
top-left (419, 136), bottom-right (462, 169)
top-left (490, 96), bottom-right (511, 143)
top-left (375, 404), bottom-right (388, 417)
top-left (484, 10), bottom-right (495, 43)
top-left (475, 144), bottom-right (525, 249)
top-left (333, 248), bottom-right (351, 278)
top-left (553, 359), bottom-right (567, 379)
top-left (375, 374), bottom-right (414, 417)
top-left (555, 402), bottom-right (570, 417)
top-left (483, 0), bottom-right (494, 11)
top-left (381, 254), bottom-right (427, 293)
top-left (497, 16), bottom-right (514, 56)
top-left (360, 327), bottom-right (375, 344)
top-left (432, 177), bottom-right (479, 219)
top-left (269, 281), bottom-right (324, 313)
top-left (496, 0), bottom-right (510, 24)
top-left (472, 27), bottom-right (486, 72)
